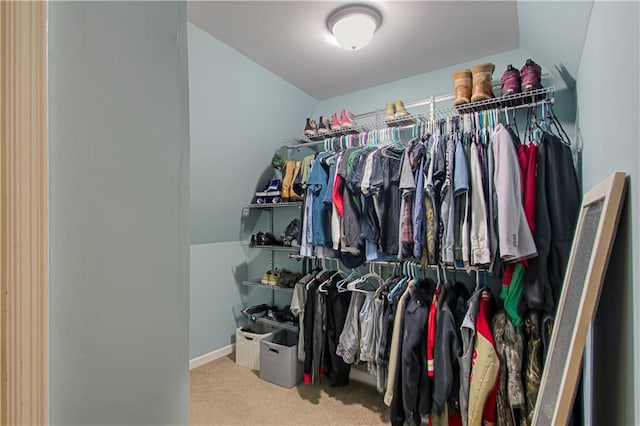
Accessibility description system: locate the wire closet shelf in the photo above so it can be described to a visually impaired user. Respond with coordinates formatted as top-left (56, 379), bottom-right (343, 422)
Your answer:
top-left (284, 86), bottom-right (555, 148)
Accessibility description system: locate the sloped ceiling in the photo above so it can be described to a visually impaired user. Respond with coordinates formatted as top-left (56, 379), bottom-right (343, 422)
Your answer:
top-left (189, 1), bottom-right (594, 100)
top-left (189, 1), bottom-right (520, 100)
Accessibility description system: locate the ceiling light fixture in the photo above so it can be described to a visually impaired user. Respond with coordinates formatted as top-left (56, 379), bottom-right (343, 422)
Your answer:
top-left (327, 5), bottom-right (382, 51)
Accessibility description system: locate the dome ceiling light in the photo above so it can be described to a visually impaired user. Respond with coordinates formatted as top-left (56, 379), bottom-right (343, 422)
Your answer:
top-left (327, 5), bottom-right (382, 51)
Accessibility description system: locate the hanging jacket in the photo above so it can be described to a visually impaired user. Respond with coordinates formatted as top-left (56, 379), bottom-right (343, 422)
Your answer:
top-left (336, 292), bottom-right (365, 364)
top-left (401, 279), bottom-right (435, 425)
top-left (525, 132), bottom-right (580, 312)
top-left (384, 280), bottom-right (413, 407)
top-left (469, 141), bottom-right (490, 265)
top-left (433, 283), bottom-right (461, 415)
top-left (467, 291), bottom-right (500, 426)
top-left (458, 289), bottom-right (482, 426)
top-left (492, 123), bottom-right (537, 263)
top-left (323, 281), bottom-right (352, 387)
top-left (492, 310), bottom-right (525, 426)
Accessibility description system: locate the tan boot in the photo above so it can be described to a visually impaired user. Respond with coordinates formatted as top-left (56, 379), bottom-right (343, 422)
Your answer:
top-left (384, 101), bottom-right (395, 121)
top-left (471, 63), bottom-right (495, 103)
top-left (281, 160), bottom-right (295, 201)
top-left (452, 69), bottom-right (472, 106)
top-left (289, 161), bottom-right (304, 201)
top-left (394, 100), bottom-right (409, 118)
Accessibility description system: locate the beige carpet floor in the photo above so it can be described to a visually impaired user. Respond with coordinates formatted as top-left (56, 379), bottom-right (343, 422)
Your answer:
top-left (190, 355), bottom-right (389, 425)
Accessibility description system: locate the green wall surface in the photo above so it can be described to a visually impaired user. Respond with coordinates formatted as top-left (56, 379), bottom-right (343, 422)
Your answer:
top-left (49, 2), bottom-right (190, 424)
top-left (575, 2), bottom-right (639, 424)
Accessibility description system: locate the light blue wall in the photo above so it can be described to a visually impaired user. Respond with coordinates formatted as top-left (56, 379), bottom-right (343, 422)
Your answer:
top-left (49, 2), bottom-right (190, 424)
top-left (311, 48), bottom-right (572, 124)
top-left (517, 0), bottom-right (594, 89)
top-left (188, 23), bottom-right (316, 359)
top-left (189, 23), bottom-right (317, 244)
top-left (190, 241), bottom-right (299, 358)
top-left (575, 2), bottom-right (639, 424)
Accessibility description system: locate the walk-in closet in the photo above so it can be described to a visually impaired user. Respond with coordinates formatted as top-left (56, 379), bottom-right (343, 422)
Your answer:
top-left (41, 1), bottom-right (639, 425)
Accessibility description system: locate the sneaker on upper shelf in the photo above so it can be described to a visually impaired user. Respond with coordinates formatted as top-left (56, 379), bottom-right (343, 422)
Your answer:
top-left (317, 116), bottom-right (331, 135)
top-left (340, 109), bottom-right (357, 130)
top-left (330, 112), bottom-right (342, 131)
top-left (521, 59), bottom-right (542, 92)
top-left (501, 64), bottom-right (521, 96)
top-left (304, 118), bottom-right (317, 137)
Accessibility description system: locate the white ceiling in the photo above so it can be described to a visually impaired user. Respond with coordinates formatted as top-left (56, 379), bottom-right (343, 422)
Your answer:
top-left (189, 1), bottom-right (520, 100)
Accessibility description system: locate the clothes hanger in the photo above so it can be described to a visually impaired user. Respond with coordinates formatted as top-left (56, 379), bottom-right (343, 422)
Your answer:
top-left (337, 268), bottom-right (358, 293)
top-left (549, 103), bottom-right (572, 145)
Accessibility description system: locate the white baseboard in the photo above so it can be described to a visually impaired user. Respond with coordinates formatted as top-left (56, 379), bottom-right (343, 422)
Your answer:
top-left (190, 344), bottom-right (235, 370)
top-left (349, 366), bottom-right (377, 387)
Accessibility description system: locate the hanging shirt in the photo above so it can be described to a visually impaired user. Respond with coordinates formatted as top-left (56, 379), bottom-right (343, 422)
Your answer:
top-left (290, 279), bottom-right (309, 362)
top-left (441, 135), bottom-right (457, 263)
top-left (492, 124), bottom-right (537, 262)
top-left (469, 140), bottom-right (491, 265)
top-left (453, 134), bottom-right (469, 262)
top-left (307, 152), bottom-right (333, 247)
top-left (399, 145), bottom-right (417, 259)
top-left (300, 190), bottom-right (314, 257)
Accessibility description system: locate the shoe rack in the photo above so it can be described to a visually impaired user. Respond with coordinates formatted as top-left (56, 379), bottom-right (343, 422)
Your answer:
top-left (285, 86), bottom-right (555, 149)
top-left (241, 201), bottom-right (301, 333)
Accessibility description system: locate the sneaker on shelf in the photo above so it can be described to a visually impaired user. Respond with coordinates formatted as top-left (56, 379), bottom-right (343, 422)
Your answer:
top-left (340, 109), bottom-right (357, 131)
top-left (521, 59), bottom-right (542, 93)
top-left (257, 232), bottom-right (282, 246)
top-left (317, 116), bottom-right (331, 135)
top-left (304, 118), bottom-right (317, 137)
top-left (260, 270), bottom-right (273, 285)
top-left (501, 64), bottom-right (521, 96)
top-left (268, 269), bottom-right (280, 286)
top-left (330, 112), bottom-right (342, 132)
top-left (384, 101), bottom-right (395, 122)
top-left (255, 179), bottom-right (282, 204)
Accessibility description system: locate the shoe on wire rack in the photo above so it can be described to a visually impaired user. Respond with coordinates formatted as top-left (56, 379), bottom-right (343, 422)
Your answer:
top-left (330, 112), bottom-right (342, 132)
top-left (340, 109), bottom-right (358, 131)
top-left (520, 59), bottom-right (542, 93)
top-left (393, 100), bottom-right (414, 125)
top-left (384, 101), bottom-right (395, 122)
top-left (501, 64), bottom-right (521, 97)
top-left (261, 270), bottom-right (273, 285)
top-left (304, 118), bottom-right (317, 137)
top-left (317, 116), bottom-right (331, 135)
top-left (255, 179), bottom-right (282, 204)
top-left (268, 269), bottom-right (280, 286)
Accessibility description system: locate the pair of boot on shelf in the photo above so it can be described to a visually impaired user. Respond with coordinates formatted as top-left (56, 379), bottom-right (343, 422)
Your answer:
top-left (304, 110), bottom-right (357, 138)
top-left (452, 59), bottom-right (543, 106)
top-left (383, 100), bottom-right (414, 125)
top-left (254, 159), bottom-right (304, 204)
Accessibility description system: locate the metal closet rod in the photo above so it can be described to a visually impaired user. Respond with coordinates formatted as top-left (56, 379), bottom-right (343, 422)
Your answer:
top-left (289, 253), bottom-right (489, 272)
